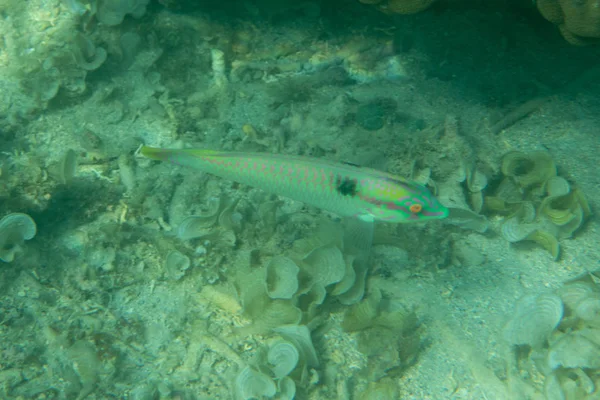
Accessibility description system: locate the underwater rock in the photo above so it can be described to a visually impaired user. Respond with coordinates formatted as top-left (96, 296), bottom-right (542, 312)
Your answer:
top-left (0, 213), bottom-right (37, 262)
top-left (504, 293), bottom-right (563, 348)
top-left (96, 0), bottom-right (150, 26)
top-left (357, 378), bottom-right (398, 400)
top-left (355, 100), bottom-right (392, 131)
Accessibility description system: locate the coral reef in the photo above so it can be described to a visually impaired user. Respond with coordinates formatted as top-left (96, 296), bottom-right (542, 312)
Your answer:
top-left (429, 145), bottom-right (590, 262)
top-left (484, 151), bottom-right (591, 260)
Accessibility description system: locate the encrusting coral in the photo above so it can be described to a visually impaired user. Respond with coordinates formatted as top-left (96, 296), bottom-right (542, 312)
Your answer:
top-left (537, 0), bottom-right (600, 45)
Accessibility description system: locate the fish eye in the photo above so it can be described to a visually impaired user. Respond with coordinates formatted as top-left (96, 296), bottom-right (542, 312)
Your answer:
top-left (409, 203), bottom-right (423, 213)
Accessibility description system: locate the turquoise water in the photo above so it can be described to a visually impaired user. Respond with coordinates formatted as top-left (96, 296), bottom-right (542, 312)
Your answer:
top-left (1, 1), bottom-right (599, 399)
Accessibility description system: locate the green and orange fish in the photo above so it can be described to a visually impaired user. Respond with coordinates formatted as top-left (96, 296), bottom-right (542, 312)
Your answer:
top-left (139, 146), bottom-right (448, 223)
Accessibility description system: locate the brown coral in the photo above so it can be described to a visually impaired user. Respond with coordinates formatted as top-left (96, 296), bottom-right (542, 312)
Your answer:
top-left (358, 0), bottom-right (435, 15)
top-left (537, 0), bottom-right (600, 45)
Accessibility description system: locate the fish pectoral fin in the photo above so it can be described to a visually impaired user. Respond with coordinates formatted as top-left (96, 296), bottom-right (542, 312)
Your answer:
top-left (357, 214), bottom-right (375, 223)
top-left (343, 216), bottom-right (374, 257)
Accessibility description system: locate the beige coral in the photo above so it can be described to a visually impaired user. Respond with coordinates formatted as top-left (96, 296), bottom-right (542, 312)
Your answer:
top-left (537, 0), bottom-right (600, 45)
top-left (358, 0), bottom-right (435, 15)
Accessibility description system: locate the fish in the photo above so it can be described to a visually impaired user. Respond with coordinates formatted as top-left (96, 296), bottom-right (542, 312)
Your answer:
top-left (139, 146), bottom-right (449, 223)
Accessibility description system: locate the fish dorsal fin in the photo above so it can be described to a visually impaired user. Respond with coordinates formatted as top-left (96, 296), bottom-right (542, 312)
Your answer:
top-left (341, 161), bottom-right (361, 168)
